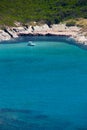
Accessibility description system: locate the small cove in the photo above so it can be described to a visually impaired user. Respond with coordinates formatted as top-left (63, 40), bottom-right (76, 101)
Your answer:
top-left (0, 36), bottom-right (87, 130)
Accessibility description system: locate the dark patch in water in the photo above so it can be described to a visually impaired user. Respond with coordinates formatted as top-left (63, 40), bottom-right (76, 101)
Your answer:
top-left (0, 108), bottom-right (75, 130)
top-left (0, 108), bottom-right (32, 114)
top-left (34, 114), bottom-right (48, 120)
top-left (0, 36), bottom-right (70, 44)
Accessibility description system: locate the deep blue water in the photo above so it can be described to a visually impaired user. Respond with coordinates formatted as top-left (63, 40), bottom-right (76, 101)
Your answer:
top-left (0, 36), bottom-right (87, 130)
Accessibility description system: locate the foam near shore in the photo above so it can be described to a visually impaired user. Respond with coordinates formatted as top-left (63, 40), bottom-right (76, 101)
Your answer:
top-left (0, 23), bottom-right (87, 47)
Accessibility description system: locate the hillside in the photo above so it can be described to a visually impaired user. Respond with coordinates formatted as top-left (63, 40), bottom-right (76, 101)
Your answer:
top-left (0, 0), bottom-right (87, 26)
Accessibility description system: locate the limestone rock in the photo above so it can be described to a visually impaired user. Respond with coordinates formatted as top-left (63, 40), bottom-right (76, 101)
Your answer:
top-left (0, 30), bottom-right (11, 41)
top-left (33, 24), bottom-right (50, 32)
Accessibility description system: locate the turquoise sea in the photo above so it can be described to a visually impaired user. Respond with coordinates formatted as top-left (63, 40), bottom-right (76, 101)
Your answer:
top-left (0, 36), bottom-right (87, 130)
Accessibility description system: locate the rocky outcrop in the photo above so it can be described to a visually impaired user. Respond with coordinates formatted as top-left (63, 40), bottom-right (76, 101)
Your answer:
top-left (33, 24), bottom-right (50, 32)
top-left (0, 30), bottom-right (11, 41)
top-left (73, 35), bottom-right (87, 45)
top-left (0, 23), bottom-right (87, 46)
top-left (4, 28), bottom-right (18, 38)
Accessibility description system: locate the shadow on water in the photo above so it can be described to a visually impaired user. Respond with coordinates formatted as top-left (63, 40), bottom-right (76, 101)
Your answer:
top-left (1, 35), bottom-right (87, 51)
top-left (0, 108), bottom-right (87, 130)
top-left (0, 36), bottom-right (71, 44)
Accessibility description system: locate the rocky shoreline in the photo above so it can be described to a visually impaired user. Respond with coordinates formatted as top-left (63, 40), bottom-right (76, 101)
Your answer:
top-left (0, 23), bottom-right (87, 46)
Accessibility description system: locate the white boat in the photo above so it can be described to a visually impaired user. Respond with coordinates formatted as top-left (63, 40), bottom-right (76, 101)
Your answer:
top-left (27, 41), bottom-right (36, 46)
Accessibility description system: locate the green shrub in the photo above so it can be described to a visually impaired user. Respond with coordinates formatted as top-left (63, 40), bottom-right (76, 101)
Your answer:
top-left (0, 0), bottom-right (86, 26)
top-left (66, 21), bottom-right (76, 26)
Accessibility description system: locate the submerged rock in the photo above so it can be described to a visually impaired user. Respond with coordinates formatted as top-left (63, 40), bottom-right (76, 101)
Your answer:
top-left (0, 108), bottom-right (73, 130)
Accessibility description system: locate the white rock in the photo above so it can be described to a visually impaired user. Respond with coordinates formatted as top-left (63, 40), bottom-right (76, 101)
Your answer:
top-left (27, 26), bottom-right (33, 33)
top-left (33, 24), bottom-right (50, 32)
top-left (51, 24), bottom-right (67, 31)
top-left (6, 28), bottom-right (18, 38)
top-left (0, 30), bottom-right (11, 41)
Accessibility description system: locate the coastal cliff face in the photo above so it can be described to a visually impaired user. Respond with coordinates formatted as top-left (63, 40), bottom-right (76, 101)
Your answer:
top-left (0, 23), bottom-right (87, 46)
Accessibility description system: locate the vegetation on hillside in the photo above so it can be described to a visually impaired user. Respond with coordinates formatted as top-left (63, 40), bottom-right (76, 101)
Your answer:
top-left (0, 0), bottom-right (87, 26)
top-left (65, 18), bottom-right (87, 28)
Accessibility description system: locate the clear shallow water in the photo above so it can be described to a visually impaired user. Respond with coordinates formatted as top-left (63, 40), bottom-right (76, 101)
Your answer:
top-left (0, 36), bottom-right (87, 129)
